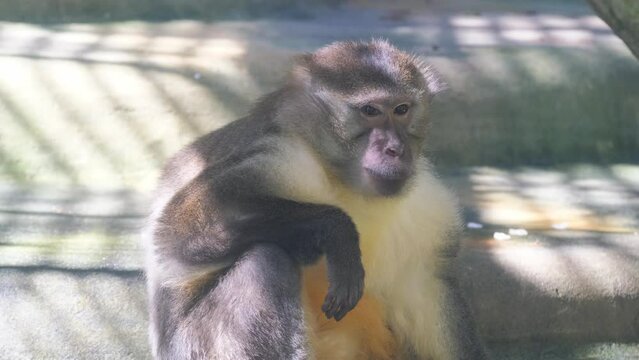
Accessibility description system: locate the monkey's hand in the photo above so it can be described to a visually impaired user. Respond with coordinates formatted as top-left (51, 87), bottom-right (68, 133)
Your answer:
top-left (322, 258), bottom-right (365, 321)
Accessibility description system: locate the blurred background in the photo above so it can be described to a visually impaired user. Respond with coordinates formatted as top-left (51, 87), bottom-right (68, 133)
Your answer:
top-left (0, 0), bottom-right (637, 359)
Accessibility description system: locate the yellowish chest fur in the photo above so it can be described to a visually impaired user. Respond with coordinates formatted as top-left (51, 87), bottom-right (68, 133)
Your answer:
top-left (272, 137), bottom-right (458, 279)
top-left (272, 138), bottom-right (461, 359)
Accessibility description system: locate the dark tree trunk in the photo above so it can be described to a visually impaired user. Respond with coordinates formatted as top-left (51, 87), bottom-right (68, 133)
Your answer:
top-left (588, 0), bottom-right (639, 60)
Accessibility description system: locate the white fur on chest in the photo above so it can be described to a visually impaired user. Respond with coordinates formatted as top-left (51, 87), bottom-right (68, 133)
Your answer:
top-left (343, 170), bottom-right (460, 294)
top-left (273, 138), bottom-right (461, 290)
top-left (274, 138), bottom-right (463, 359)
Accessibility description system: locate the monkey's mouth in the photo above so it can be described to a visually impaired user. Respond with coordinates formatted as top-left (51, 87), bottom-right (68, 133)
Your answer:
top-left (363, 166), bottom-right (411, 196)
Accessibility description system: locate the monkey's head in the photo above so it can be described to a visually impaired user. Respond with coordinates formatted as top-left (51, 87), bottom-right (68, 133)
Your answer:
top-left (289, 40), bottom-right (443, 197)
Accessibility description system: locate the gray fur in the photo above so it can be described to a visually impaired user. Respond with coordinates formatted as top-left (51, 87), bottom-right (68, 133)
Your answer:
top-left (154, 244), bottom-right (308, 360)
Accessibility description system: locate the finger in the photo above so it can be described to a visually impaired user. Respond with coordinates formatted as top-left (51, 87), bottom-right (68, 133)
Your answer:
top-left (322, 294), bottom-right (336, 319)
top-left (334, 305), bottom-right (349, 321)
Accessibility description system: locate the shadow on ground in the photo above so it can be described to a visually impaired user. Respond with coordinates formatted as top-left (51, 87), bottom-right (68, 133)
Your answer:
top-left (0, 166), bottom-right (637, 359)
top-left (0, 8), bottom-right (638, 190)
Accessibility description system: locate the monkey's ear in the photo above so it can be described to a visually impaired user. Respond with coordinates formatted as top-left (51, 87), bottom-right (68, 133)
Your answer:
top-left (413, 56), bottom-right (447, 97)
top-left (424, 65), bottom-right (446, 96)
top-left (289, 54), bottom-right (314, 90)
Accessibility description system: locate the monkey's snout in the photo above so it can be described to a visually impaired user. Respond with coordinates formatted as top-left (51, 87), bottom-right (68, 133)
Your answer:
top-left (384, 144), bottom-right (403, 158)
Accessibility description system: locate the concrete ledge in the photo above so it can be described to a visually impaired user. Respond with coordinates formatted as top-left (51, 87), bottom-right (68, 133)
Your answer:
top-left (0, 164), bottom-right (637, 343)
top-left (461, 230), bottom-right (639, 342)
top-left (1, 265), bottom-right (637, 359)
top-left (1, 234), bottom-right (637, 358)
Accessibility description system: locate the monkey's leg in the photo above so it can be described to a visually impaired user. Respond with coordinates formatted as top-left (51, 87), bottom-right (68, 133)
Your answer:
top-left (155, 244), bottom-right (309, 360)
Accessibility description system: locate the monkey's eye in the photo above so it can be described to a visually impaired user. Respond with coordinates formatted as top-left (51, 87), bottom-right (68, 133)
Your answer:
top-left (394, 104), bottom-right (410, 115)
top-left (361, 105), bottom-right (381, 117)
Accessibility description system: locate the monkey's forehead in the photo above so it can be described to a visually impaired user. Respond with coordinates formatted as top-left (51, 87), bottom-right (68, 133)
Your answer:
top-left (304, 41), bottom-right (427, 94)
top-left (312, 39), bottom-right (406, 64)
top-left (311, 67), bottom-right (414, 93)
top-left (330, 87), bottom-right (425, 106)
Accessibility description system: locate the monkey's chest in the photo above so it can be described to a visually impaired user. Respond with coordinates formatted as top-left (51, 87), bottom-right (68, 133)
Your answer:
top-left (300, 193), bottom-right (448, 359)
top-left (302, 260), bottom-right (396, 360)
top-left (301, 216), bottom-right (397, 359)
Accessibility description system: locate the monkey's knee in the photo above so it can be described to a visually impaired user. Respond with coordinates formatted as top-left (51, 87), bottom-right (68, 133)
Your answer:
top-left (181, 244), bottom-right (308, 360)
top-left (151, 244), bottom-right (308, 360)
top-left (210, 244), bottom-right (308, 359)
top-left (237, 243), bottom-right (302, 293)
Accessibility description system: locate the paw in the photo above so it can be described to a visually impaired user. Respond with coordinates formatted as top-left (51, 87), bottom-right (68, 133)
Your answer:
top-left (321, 267), bottom-right (364, 321)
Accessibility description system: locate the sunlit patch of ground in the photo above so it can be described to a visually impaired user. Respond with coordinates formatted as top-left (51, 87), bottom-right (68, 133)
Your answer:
top-left (0, 9), bottom-right (637, 189)
top-left (451, 164), bottom-right (639, 234)
top-left (0, 21), bottom-right (292, 190)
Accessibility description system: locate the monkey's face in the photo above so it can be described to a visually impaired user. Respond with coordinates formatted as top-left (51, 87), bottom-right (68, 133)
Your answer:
top-left (308, 87), bottom-right (431, 198)
top-left (358, 99), bottom-right (422, 196)
top-left (294, 40), bottom-right (441, 197)
top-left (339, 91), bottom-right (429, 197)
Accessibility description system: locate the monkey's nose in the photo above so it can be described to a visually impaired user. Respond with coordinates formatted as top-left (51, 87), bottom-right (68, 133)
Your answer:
top-left (384, 145), bottom-right (403, 158)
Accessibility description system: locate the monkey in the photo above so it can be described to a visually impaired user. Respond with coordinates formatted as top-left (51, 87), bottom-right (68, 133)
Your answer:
top-left (144, 40), bottom-right (488, 360)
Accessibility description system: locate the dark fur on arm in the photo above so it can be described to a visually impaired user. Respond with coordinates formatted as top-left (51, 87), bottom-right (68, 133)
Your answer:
top-left (154, 158), bottom-right (364, 320)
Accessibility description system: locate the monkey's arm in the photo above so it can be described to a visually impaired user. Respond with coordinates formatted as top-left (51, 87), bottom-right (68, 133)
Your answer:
top-left (155, 164), bottom-right (364, 320)
top-left (231, 196), bottom-right (365, 321)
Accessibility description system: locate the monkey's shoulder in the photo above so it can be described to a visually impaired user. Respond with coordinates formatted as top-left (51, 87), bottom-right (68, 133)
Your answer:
top-left (156, 117), bottom-right (282, 193)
